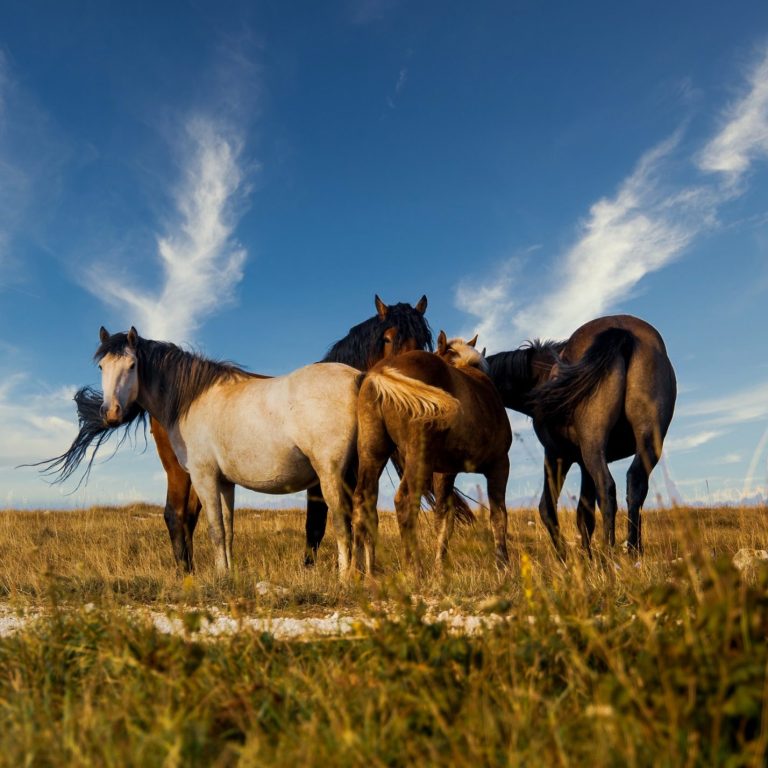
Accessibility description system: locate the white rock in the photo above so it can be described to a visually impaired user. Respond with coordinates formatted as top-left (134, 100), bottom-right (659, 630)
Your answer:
top-left (732, 549), bottom-right (768, 572)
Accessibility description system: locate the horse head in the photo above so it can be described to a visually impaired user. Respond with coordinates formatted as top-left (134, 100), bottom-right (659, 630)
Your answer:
top-left (436, 330), bottom-right (489, 373)
top-left (376, 294), bottom-right (430, 362)
top-left (96, 326), bottom-right (141, 426)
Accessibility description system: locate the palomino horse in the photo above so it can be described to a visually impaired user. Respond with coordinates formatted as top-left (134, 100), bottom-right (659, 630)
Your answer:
top-left (95, 326), bottom-right (362, 574)
top-left (486, 315), bottom-right (676, 556)
top-left (39, 295), bottom-right (460, 571)
top-left (352, 333), bottom-right (511, 575)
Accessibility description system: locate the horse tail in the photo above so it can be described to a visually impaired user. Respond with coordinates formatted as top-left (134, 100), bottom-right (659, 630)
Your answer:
top-left (367, 367), bottom-right (460, 427)
top-left (531, 328), bottom-right (635, 421)
top-left (21, 386), bottom-right (146, 487)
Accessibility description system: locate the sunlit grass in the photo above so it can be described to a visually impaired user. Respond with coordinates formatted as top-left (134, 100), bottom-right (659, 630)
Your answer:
top-left (1, 502), bottom-right (767, 765)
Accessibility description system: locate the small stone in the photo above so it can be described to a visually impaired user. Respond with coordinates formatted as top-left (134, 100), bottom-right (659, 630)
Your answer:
top-left (732, 549), bottom-right (768, 572)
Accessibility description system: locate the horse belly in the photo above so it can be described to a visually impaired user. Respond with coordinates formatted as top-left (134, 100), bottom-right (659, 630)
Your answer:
top-left (218, 443), bottom-right (318, 494)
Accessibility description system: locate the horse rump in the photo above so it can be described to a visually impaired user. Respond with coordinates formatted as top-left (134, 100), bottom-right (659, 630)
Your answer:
top-left (530, 328), bottom-right (635, 422)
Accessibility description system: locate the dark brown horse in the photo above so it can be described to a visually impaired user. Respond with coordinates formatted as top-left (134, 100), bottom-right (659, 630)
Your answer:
top-left (486, 315), bottom-right (676, 556)
top-left (38, 296), bottom-right (479, 571)
top-left (352, 333), bottom-right (511, 575)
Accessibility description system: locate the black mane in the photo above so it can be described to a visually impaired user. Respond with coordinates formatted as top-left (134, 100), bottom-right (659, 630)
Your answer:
top-left (322, 302), bottom-right (433, 370)
top-left (486, 339), bottom-right (565, 386)
top-left (485, 339), bottom-right (565, 414)
top-left (95, 333), bottom-right (253, 428)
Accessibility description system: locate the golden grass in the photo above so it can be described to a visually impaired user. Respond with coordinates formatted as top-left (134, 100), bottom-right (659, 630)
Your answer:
top-left (0, 502), bottom-right (766, 611)
top-left (1, 503), bottom-right (768, 766)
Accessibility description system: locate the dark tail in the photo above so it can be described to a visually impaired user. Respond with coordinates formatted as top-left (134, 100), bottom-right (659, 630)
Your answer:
top-left (530, 328), bottom-right (635, 422)
top-left (23, 386), bottom-right (146, 488)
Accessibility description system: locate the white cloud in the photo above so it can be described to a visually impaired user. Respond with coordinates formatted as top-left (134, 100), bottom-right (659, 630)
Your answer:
top-left (458, 134), bottom-right (717, 350)
top-left (665, 429), bottom-right (723, 452)
top-left (679, 380), bottom-right (768, 427)
top-left (455, 258), bottom-right (520, 350)
top-left (0, 375), bottom-right (79, 464)
top-left (698, 47), bottom-right (768, 179)
top-left (457, 43), bottom-right (768, 350)
top-left (91, 117), bottom-right (249, 342)
top-left (349, 0), bottom-right (399, 25)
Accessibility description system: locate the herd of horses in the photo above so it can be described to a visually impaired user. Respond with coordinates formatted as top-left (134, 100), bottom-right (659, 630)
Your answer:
top-left (39, 295), bottom-right (677, 577)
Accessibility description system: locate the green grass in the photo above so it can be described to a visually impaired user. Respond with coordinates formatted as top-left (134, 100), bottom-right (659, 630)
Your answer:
top-left (1, 504), bottom-right (767, 766)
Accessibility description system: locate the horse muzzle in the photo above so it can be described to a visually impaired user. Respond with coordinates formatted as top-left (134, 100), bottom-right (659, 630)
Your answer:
top-left (100, 401), bottom-right (125, 427)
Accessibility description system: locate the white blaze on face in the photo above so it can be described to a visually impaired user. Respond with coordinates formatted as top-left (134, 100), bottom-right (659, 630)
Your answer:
top-left (99, 351), bottom-right (139, 424)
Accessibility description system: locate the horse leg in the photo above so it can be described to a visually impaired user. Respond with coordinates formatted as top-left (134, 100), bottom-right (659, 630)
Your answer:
top-left (575, 467), bottom-right (597, 555)
top-left (539, 452), bottom-right (572, 559)
top-left (304, 483), bottom-right (328, 567)
top-left (626, 432), bottom-right (660, 554)
top-left (581, 447), bottom-right (618, 548)
top-left (317, 468), bottom-right (354, 577)
top-left (433, 472), bottom-right (457, 572)
top-left (220, 480), bottom-right (235, 569)
top-left (151, 417), bottom-right (195, 571)
top-left (394, 475), bottom-right (418, 571)
top-left (177, 485), bottom-right (202, 572)
top-left (486, 456), bottom-right (510, 569)
top-left (352, 455), bottom-right (390, 575)
top-left (190, 471), bottom-right (228, 574)
top-left (397, 455), bottom-right (430, 573)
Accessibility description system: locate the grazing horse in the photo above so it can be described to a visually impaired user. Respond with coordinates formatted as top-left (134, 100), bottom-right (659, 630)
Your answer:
top-left (38, 295), bottom-right (456, 572)
top-left (486, 315), bottom-right (676, 556)
top-left (352, 333), bottom-right (511, 576)
top-left (95, 326), bottom-right (362, 575)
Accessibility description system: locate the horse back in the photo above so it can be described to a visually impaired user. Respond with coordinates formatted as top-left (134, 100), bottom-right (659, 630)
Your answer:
top-left (366, 350), bottom-right (511, 457)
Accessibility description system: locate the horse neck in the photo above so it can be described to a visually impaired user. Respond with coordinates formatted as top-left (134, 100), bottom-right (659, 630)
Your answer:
top-left (486, 346), bottom-right (559, 415)
top-left (135, 340), bottom-right (244, 428)
top-left (134, 341), bottom-right (176, 425)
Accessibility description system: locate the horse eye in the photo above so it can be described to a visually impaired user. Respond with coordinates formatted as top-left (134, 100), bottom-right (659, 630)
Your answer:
top-left (383, 337), bottom-right (392, 344)
top-left (129, 362), bottom-right (136, 370)
top-left (98, 364), bottom-right (102, 370)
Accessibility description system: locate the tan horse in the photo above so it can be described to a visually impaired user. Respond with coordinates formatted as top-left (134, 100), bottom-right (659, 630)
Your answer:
top-left (352, 332), bottom-right (512, 575)
top-left (96, 327), bottom-right (362, 575)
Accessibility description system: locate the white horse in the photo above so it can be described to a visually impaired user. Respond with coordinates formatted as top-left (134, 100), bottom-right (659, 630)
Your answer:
top-left (96, 326), bottom-right (361, 574)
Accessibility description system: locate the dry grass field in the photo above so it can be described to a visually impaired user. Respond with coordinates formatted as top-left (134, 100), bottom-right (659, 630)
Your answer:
top-left (1, 502), bottom-right (767, 766)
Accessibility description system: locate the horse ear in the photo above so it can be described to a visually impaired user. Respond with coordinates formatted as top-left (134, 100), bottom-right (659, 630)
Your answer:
top-left (99, 326), bottom-right (110, 343)
top-left (437, 330), bottom-right (448, 355)
top-left (415, 295), bottom-right (428, 314)
top-left (481, 347), bottom-right (487, 358)
top-left (467, 334), bottom-right (478, 348)
top-left (127, 327), bottom-right (139, 349)
top-left (375, 295), bottom-right (388, 320)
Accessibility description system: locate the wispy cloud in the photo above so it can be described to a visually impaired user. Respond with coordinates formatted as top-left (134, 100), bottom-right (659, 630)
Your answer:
top-left (679, 380), bottom-right (768, 427)
top-left (665, 429), bottom-right (724, 452)
top-left (0, 48), bottom-right (69, 292)
top-left (348, 0), bottom-right (399, 25)
top-left (697, 47), bottom-right (768, 180)
top-left (91, 117), bottom-right (249, 342)
top-left (457, 44), bottom-right (768, 350)
top-left (387, 66), bottom-right (408, 109)
top-left (0, 375), bottom-right (79, 464)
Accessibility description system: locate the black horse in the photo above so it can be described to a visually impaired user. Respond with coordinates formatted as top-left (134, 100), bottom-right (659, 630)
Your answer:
top-left (36, 295), bottom-right (474, 571)
top-left (487, 315), bottom-right (676, 556)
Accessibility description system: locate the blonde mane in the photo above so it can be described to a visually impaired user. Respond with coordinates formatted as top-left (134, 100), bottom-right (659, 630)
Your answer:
top-left (443, 337), bottom-right (489, 373)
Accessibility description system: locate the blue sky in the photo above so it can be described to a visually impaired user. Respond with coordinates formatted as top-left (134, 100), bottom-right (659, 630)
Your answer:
top-left (2, 1), bottom-right (768, 511)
